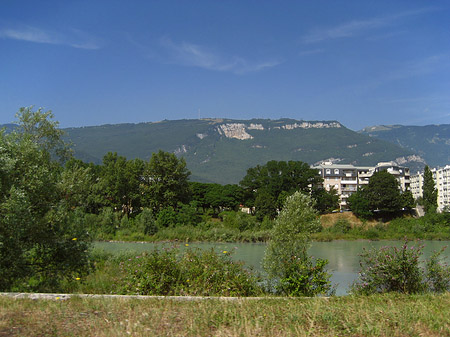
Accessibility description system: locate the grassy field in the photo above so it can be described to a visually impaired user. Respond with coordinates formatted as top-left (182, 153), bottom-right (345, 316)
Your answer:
top-left (1, 293), bottom-right (449, 336)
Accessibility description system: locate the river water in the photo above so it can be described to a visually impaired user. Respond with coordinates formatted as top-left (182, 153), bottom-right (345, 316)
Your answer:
top-left (94, 240), bottom-right (450, 295)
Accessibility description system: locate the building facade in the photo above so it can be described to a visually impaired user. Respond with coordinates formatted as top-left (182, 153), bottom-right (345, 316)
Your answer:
top-left (411, 165), bottom-right (450, 212)
top-left (313, 161), bottom-right (411, 209)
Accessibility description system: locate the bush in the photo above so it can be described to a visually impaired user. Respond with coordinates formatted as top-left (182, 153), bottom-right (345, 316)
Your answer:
top-left (352, 240), bottom-right (450, 295)
top-left (118, 247), bottom-right (263, 296)
top-left (330, 218), bottom-right (352, 234)
top-left (135, 208), bottom-right (157, 235)
top-left (277, 258), bottom-right (334, 297)
top-left (263, 192), bottom-right (334, 296)
top-left (219, 210), bottom-right (258, 231)
top-left (425, 248), bottom-right (450, 293)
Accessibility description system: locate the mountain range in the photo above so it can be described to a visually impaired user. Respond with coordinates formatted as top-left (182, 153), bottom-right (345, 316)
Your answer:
top-left (359, 124), bottom-right (450, 170)
top-left (3, 119), bottom-right (448, 184)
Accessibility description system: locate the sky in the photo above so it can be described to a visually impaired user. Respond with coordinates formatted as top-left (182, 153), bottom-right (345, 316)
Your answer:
top-left (0, 0), bottom-right (449, 131)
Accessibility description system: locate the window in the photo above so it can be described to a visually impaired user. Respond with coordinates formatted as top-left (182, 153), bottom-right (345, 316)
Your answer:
top-left (334, 169), bottom-right (339, 174)
top-left (326, 169), bottom-right (331, 174)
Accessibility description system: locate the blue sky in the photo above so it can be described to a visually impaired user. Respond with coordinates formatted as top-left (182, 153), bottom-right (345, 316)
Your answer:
top-left (1, 0), bottom-right (449, 130)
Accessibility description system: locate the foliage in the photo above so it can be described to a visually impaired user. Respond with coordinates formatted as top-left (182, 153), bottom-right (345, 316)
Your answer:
top-left (118, 247), bottom-right (263, 296)
top-left (311, 187), bottom-right (340, 214)
top-left (277, 258), bottom-right (334, 297)
top-left (423, 165), bottom-right (438, 213)
top-left (141, 150), bottom-right (191, 212)
top-left (329, 218), bottom-right (352, 234)
top-left (219, 210), bottom-right (258, 231)
top-left (263, 192), bottom-right (333, 296)
top-left (348, 171), bottom-right (415, 220)
top-left (425, 248), bottom-right (450, 292)
top-left (240, 160), bottom-right (323, 219)
top-left (352, 240), bottom-right (450, 295)
top-left (135, 208), bottom-right (158, 235)
top-left (365, 171), bottom-right (403, 216)
top-left (98, 153), bottom-right (144, 215)
top-left (0, 107), bottom-right (90, 292)
top-left (347, 189), bottom-right (373, 219)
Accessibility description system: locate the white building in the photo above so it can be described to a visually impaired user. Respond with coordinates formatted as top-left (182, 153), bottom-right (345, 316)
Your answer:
top-left (411, 165), bottom-right (450, 212)
top-left (313, 161), bottom-right (411, 209)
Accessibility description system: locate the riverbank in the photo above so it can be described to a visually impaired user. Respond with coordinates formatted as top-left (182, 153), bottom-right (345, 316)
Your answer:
top-left (1, 293), bottom-right (449, 336)
top-left (100, 212), bottom-right (450, 243)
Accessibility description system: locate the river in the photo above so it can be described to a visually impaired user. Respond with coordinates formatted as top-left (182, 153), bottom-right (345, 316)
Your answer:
top-left (94, 240), bottom-right (450, 295)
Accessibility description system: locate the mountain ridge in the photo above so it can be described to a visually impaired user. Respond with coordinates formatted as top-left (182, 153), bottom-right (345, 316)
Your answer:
top-left (3, 118), bottom-right (441, 184)
top-left (360, 124), bottom-right (450, 170)
top-left (62, 118), bottom-right (423, 184)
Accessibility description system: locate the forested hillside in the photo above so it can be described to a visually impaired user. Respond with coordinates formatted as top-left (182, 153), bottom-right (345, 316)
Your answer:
top-left (63, 118), bottom-right (421, 184)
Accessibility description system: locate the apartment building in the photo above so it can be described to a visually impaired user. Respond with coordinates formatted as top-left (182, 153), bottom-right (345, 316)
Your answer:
top-left (411, 165), bottom-right (450, 212)
top-left (314, 161), bottom-right (411, 209)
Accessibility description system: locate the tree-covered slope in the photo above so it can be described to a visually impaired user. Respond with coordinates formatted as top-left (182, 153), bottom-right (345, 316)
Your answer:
top-left (360, 124), bottom-right (450, 169)
top-left (63, 118), bottom-right (419, 184)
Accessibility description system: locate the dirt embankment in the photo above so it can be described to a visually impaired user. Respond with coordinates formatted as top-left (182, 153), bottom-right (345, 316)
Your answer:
top-left (320, 212), bottom-right (377, 228)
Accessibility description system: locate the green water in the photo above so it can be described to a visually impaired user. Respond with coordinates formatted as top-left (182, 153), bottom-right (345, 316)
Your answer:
top-left (94, 240), bottom-right (450, 295)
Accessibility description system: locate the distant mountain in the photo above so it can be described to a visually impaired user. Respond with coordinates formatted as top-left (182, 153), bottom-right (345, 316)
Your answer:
top-left (63, 118), bottom-right (422, 184)
top-left (360, 124), bottom-right (450, 171)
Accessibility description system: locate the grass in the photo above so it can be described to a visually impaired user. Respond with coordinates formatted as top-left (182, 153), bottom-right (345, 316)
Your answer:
top-left (1, 293), bottom-right (449, 336)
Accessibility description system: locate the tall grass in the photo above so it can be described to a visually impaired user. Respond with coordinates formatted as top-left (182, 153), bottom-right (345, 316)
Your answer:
top-left (1, 293), bottom-right (449, 336)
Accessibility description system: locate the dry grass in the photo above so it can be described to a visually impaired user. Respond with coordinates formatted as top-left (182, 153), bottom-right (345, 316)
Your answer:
top-left (1, 293), bottom-right (449, 336)
top-left (320, 212), bottom-right (377, 228)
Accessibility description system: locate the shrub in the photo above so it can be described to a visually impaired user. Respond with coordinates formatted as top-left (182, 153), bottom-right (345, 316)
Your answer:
top-left (118, 247), bottom-right (263, 296)
top-left (135, 208), bottom-right (157, 235)
top-left (425, 247), bottom-right (450, 293)
top-left (263, 192), bottom-right (334, 296)
top-left (155, 207), bottom-right (178, 228)
top-left (220, 210), bottom-right (258, 231)
top-left (330, 218), bottom-right (352, 234)
top-left (277, 258), bottom-right (334, 297)
top-left (352, 240), bottom-right (450, 295)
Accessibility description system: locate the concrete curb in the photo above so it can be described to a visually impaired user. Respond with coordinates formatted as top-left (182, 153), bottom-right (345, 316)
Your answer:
top-left (0, 292), bottom-right (308, 301)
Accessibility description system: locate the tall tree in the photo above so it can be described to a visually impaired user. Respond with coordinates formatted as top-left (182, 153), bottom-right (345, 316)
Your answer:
top-left (423, 165), bottom-right (438, 213)
top-left (365, 171), bottom-right (403, 216)
top-left (141, 150), bottom-right (191, 212)
top-left (0, 107), bottom-right (89, 291)
top-left (98, 153), bottom-right (145, 215)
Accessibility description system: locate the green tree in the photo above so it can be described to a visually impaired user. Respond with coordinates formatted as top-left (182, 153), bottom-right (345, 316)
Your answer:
top-left (365, 171), bottom-right (403, 217)
top-left (347, 188), bottom-right (372, 219)
top-left (263, 192), bottom-right (332, 296)
top-left (240, 160), bottom-right (322, 219)
top-left (141, 150), bottom-right (191, 212)
top-left (312, 187), bottom-right (340, 214)
top-left (98, 153), bottom-right (144, 215)
top-left (423, 166), bottom-right (438, 213)
top-left (0, 107), bottom-right (90, 291)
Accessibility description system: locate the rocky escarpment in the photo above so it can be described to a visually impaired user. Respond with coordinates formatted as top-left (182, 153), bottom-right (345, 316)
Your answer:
top-left (216, 121), bottom-right (342, 140)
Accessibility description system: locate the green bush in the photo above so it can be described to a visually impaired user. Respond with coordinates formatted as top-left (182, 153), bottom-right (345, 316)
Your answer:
top-left (219, 210), bottom-right (258, 231)
top-left (277, 258), bottom-right (334, 297)
top-left (425, 248), bottom-right (450, 293)
top-left (118, 247), bottom-right (263, 296)
top-left (329, 218), bottom-right (352, 234)
top-left (352, 241), bottom-right (450, 295)
top-left (135, 208), bottom-right (157, 235)
top-left (263, 192), bottom-right (334, 296)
